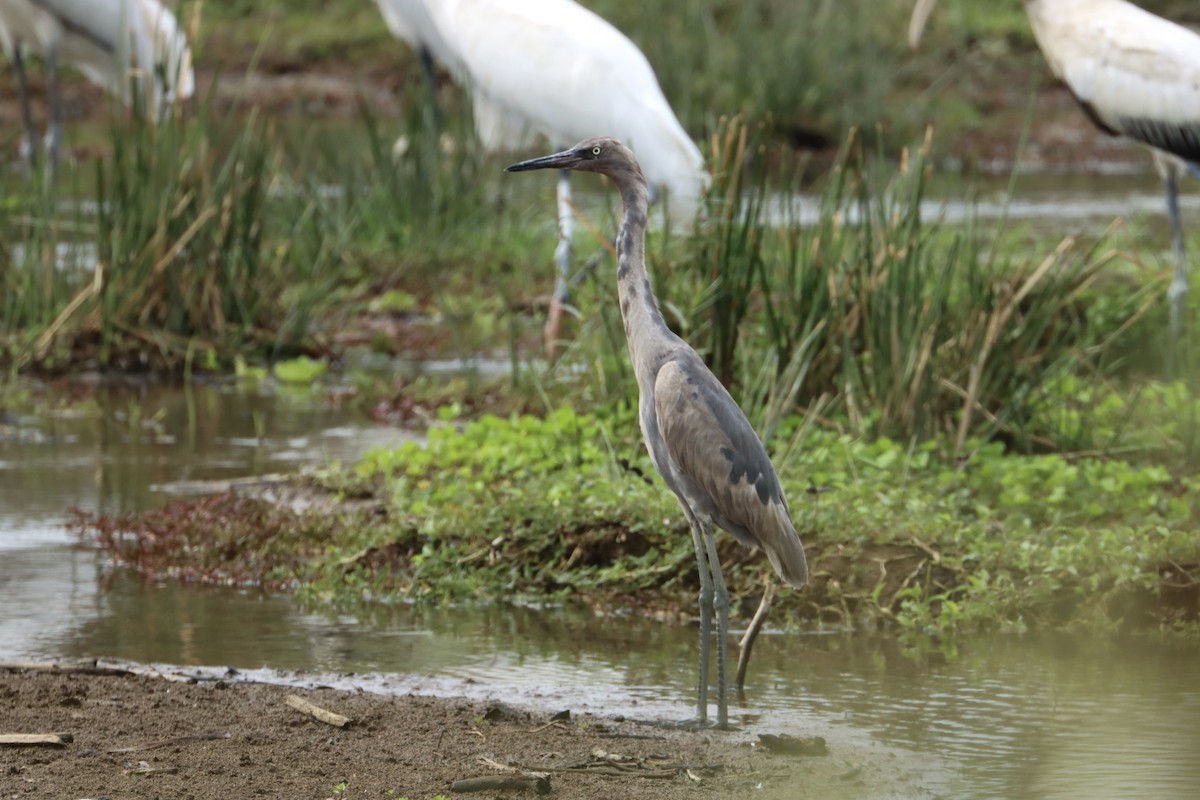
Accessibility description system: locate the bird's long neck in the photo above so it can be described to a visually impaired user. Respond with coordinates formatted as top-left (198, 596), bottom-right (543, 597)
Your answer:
top-left (614, 177), bottom-right (675, 376)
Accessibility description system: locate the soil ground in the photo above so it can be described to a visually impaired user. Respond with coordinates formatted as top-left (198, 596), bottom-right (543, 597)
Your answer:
top-left (0, 662), bottom-right (936, 800)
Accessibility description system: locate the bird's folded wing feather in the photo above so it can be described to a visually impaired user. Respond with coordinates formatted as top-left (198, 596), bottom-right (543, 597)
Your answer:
top-left (1043, 8), bottom-right (1200, 159)
top-left (652, 359), bottom-right (786, 542)
top-left (653, 358), bottom-right (807, 587)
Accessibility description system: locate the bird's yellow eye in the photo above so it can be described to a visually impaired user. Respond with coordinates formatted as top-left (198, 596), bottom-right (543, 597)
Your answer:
top-left (591, 146), bottom-right (602, 157)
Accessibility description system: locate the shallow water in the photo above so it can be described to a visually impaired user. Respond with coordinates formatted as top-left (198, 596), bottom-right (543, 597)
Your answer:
top-left (2, 379), bottom-right (1198, 798)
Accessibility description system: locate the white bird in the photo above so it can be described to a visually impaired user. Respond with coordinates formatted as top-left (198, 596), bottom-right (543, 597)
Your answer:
top-left (377, 0), bottom-right (707, 357)
top-left (0, 0), bottom-right (195, 174)
top-left (910, 0), bottom-right (1200, 350)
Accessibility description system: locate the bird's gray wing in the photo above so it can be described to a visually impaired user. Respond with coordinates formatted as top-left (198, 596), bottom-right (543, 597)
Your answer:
top-left (652, 357), bottom-right (808, 587)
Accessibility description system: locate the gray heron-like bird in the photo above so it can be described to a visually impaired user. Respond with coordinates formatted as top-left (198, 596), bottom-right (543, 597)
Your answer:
top-left (507, 137), bottom-right (808, 728)
top-left (0, 0), bottom-right (194, 174)
top-left (393, 0), bottom-right (706, 359)
top-left (910, 0), bottom-right (1200, 349)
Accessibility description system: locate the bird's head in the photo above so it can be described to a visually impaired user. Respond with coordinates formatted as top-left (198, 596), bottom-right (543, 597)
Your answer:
top-left (505, 137), bottom-right (641, 180)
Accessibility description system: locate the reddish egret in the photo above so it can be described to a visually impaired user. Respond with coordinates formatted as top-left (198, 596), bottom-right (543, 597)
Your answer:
top-left (507, 138), bottom-right (807, 728)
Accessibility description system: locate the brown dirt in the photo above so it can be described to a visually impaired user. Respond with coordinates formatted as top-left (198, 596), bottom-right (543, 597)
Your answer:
top-left (0, 663), bottom-right (929, 800)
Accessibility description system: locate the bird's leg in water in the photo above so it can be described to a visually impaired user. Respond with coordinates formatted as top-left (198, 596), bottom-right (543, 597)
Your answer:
top-left (43, 44), bottom-right (62, 179)
top-left (735, 579), bottom-right (778, 700)
top-left (701, 521), bottom-right (730, 729)
top-left (545, 169), bottom-right (573, 359)
top-left (1165, 170), bottom-right (1189, 367)
top-left (11, 49), bottom-right (37, 170)
top-left (686, 513), bottom-right (712, 726)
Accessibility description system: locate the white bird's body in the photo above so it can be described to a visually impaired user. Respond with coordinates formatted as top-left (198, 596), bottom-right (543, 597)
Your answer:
top-left (374, 0), bottom-right (706, 356)
top-left (1022, 0), bottom-right (1200, 167)
top-left (374, 0), bottom-right (535, 153)
top-left (0, 0), bottom-right (194, 170)
top-left (373, 0), bottom-right (450, 62)
top-left (433, 0), bottom-right (706, 219)
top-left (910, 0), bottom-right (1200, 352)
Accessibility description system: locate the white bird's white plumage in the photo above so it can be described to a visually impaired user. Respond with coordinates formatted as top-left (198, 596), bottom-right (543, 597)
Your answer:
top-left (434, 0), bottom-right (707, 222)
top-left (375, 0), bottom-right (706, 222)
top-left (0, 0), bottom-right (193, 171)
top-left (373, 0), bottom-right (538, 158)
top-left (0, 0), bottom-right (194, 113)
top-left (1023, 0), bottom-right (1200, 160)
top-left (910, 0), bottom-right (1200, 163)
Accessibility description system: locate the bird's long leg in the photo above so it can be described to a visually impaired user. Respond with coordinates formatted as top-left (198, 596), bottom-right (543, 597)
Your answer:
top-left (735, 579), bottom-right (777, 700)
top-left (700, 520), bottom-right (730, 729)
top-left (11, 47), bottom-right (38, 171)
top-left (544, 168), bottom-right (573, 359)
top-left (43, 42), bottom-right (62, 180)
top-left (686, 511), bottom-right (713, 726)
top-left (1165, 169), bottom-right (1188, 361)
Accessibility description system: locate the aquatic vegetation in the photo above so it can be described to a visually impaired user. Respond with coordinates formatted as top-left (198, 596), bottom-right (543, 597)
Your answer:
top-left (273, 356), bottom-right (329, 385)
top-left (75, 407), bottom-right (1200, 636)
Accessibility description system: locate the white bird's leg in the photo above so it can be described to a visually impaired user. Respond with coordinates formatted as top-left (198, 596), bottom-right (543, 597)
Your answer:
top-left (1164, 169), bottom-right (1188, 355)
top-left (43, 43), bottom-right (62, 179)
top-left (686, 513), bottom-right (713, 726)
top-left (417, 45), bottom-right (441, 130)
top-left (11, 48), bottom-right (38, 170)
top-left (544, 168), bottom-right (573, 359)
top-left (700, 520), bottom-right (730, 729)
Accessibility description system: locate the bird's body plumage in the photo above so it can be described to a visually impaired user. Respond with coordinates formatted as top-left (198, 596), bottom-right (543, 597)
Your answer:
top-left (1023, 0), bottom-right (1200, 167)
top-left (649, 357), bottom-right (809, 588)
top-left (383, 0), bottom-right (706, 219)
top-left (436, 0), bottom-right (706, 219)
top-left (508, 138), bottom-right (807, 726)
top-left (373, 0), bottom-right (533, 150)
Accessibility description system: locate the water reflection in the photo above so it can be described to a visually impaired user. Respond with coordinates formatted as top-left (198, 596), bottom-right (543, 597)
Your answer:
top-left (0, 379), bottom-right (417, 521)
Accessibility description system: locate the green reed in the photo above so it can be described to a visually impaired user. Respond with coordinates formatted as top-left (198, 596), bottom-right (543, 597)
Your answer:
top-left (648, 120), bottom-right (1154, 454)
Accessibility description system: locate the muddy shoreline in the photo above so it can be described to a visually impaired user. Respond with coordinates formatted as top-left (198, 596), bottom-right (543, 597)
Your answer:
top-left (0, 659), bottom-right (937, 799)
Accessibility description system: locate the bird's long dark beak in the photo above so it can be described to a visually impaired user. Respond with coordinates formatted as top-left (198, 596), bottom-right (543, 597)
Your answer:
top-left (505, 147), bottom-right (583, 172)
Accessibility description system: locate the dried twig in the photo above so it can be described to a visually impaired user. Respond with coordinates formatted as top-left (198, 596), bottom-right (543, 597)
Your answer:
top-left (0, 734), bottom-right (70, 748)
top-left (106, 733), bottom-right (231, 754)
top-left (528, 720), bottom-right (569, 733)
top-left (285, 695), bottom-right (350, 728)
top-left (451, 775), bottom-right (551, 794)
